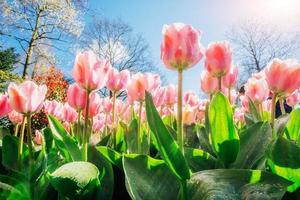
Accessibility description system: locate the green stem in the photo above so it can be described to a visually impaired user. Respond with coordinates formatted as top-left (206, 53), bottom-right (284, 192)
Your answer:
top-left (271, 93), bottom-right (277, 129)
top-left (279, 98), bottom-right (286, 115)
top-left (26, 114), bottom-right (34, 160)
top-left (83, 91), bottom-right (91, 162)
top-left (17, 117), bottom-right (26, 168)
top-left (111, 91), bottom-right (117, 149)
top-left (137, 101), bottom-right (143, 154)
top-left (14, 124), bottom-right (20, 136)
top-left (177, 69), bottom-right (184, 153)
top-left (218, 76), bottom-right (222, 91)
top-left (180, 180), bottom-right (187, 200)
top-left (77, 110), bottom-right (81, 144)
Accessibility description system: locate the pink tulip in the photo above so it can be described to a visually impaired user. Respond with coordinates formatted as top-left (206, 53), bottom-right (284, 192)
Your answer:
top-left (101, 97), bottom-right (113, 113)
top-left (62, 103), bottom-right (78, 123)
top-left (127, 73), bottom-right (148, 103)
top-left (93, 113), bottom-right (106, 132)
top-left (182, 105), bottom-right (197, 125)
top-left (106, 68), bottom-right (130, 92)
top-left (33, 130), bottom-right (43, 145)
top-left (82, 92), bottom-right (101, 118)
top-left (195, 99), bottom-right (208, 122)
top-left (8, 110), bottom-right (23, 125)
top-left (244, 75), bottom-right (269, 103)
top-left (222, 65), bottom-right (238, 88)
top-left (265, 59), bottom-right (300, 97)
top-left (8, 81), bottom-right (47, 114)
top-left (262, 99), bottom-right (272, 112)
top-left (234, 108), bottom-right (245, 123)
top-left (223, 89), bottom-right (238, 105)
top-left (183, 91), bottom-right (199, 107)
top-left (145, 73), bottom-right (161, 92)
top-left (240, 95), bottom-right (249, 112)
top-left (200, 70), bottom-right (219, 94)
top-left (73, 51), bottom-right (111, 91)
top-left (63, 122), bottom-right (71, 133)
top-left (0, 94), bottom-right (12, 118)
top-left (67, 83), bottom-right (87, 111)
top-left (161, 23), bottom-right (203, 70)
top-left (152, 87), bottom-right (165, 107)
top-left (286, 90), bottom-right (300, 107)
top-left (163, 84), bottom-right (177, 106)
top-left (44, 100), bottom-right (64, 120)
top-left (204, 41), bottom-right (232, 77)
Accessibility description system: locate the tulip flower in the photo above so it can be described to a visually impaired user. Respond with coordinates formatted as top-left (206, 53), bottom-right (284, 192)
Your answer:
top-left (244, 75), bottom-right (269, 104)
top-left (161, 23), bottom-right (203, 71)
top-left (62, 103), bottom-right (78, 123)
top-left (286, 90), bottom-right (300, 107)
top-left (8, 81), bottom-right (47, 114)
top-left (33, 130), bottom-right (43, 145)
top-left (182, 105), bottom-right (197, 125)
top-left (161, 22), bottom-right (203, 152)
top-left (222, 65), bottom-right (238, 89)
top-left (73, 50), bottom-right (110, 92)
top-left (0, 94), bottom-right (12, 119)
top-left (183, 91), bottom-right (199, 107)
top-left (8, 80), bottom-right (47, 166)
top-left (44, 100), bottom-right (64, 120)
top-left (8, 110), bottom-right (23, 125)
top-left (163, 84), bottom-right (177, 106)
top-left (127, 73), bottom-right (148, 103)
top-left (205, 41), bottom-right (232, 90)
top-left (152, 87), bottom-right (165, 108)
top-left (106, 68), bottom-right (130, 93)
top-left (67, 83), bottom-right (87, 111)
top-left (264, 58), bottom-right (300, 126)
top-left (81, 92), bottom-right (101, 118)
top-left (234, 108), bottom-right (245, 124)
top-left (200, 70), bottom-right (219, 96)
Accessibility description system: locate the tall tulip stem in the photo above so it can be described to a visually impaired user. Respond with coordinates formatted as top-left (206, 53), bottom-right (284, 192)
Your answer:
top-left (271, 93), bottom-right (277, 129)
top-left (17, 117), bottom-right (26, 168)
top-left (83, 91), bottom-right (91, 162)
top-left (218, 76), bottom-right (222, 91)
top-left (26, 114), bottom-right (34, 171)
top-left (77, 110), bottom-right (81, 144)
top-left (279, 99), bottom-right (286, 115)
top-left (14, 124), bottom-right (19, 136)
top-left (137, 101), bottom-right (143, 154)
top-left (111, 91), bottom-right (117, 148)
top-left (177, 69), bottom-right (184, 152)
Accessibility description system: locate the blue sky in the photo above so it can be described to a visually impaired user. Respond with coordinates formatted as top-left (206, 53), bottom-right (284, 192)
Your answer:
top-left (87, 0), bottom-right (300, 94)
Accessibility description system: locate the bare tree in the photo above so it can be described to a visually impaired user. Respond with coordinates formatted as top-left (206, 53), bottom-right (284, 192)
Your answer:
top-left (227, 20), bottom-right (300, 83)
top-left (0, 0), bottom-right (87, 78)
top-left (79, 17), bottom-right (164, 97)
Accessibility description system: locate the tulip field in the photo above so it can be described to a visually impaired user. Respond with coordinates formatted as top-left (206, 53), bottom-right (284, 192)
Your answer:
top-left (1, 23), bottom-right (300, 200)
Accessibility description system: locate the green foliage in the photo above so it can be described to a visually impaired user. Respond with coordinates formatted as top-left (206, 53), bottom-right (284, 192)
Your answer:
top-left (208, 92), bottom-right (240, 166)
top-left (0, 48), bottom-right (19, 72)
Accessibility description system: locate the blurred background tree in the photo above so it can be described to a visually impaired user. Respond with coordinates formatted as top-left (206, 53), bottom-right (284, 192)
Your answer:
top-left (227, 20), bottom-right (300, 84)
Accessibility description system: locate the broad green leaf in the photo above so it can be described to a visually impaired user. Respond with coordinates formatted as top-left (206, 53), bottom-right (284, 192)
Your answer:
top-left (195, 125), bottom-right (215, 156)
top-left (184, 124), bottom-right (200, 148)
top-left (145, 92), bottom-right (190, 180)
top-left (184, 148), bottom-right (216, 172)
top-left (187, 169), bottom-right (291, 200)
top-left (268, 136), bottom-right (300, 168)
top-left (0, 127), bottom-right (9, 147)
top-left (88, 146), bottom-right (114, 200)
top-left (50, 161), bottom-right (100, 198)
top-left (115, 124), bottom-right (126, 152)
top-left (286, 108), bottom-right (300, 143)
top-left (97, 134), bottom-right (111, 146)
top-left (42, 127), bottom-right (53, 154)
top-left (232, 122), bottom-right (272, 169)
top-left (124, 118), bottom-right (138, 153)
top-left (2, 135), bottom-right (21, 171)
top-left (47, 115), bottom-right (81, 161)
top-left (97, 146), bottom-right (122, 169)
top-left (0, 174), bottom-right (30, 200)
top-left (123, 154), bottom-right (180, 200)
top-left (248, 97), bottom-right (262, 122)
top-left (208, 92), bottom-right (240, 166)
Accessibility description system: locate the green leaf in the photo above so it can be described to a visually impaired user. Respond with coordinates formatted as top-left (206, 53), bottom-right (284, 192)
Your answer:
top-left (195, 125), bottom-right (215, 156)
top-left (42, 127), bottom-right (53, 154)
top-left (187, 169), bottom-right (291, 199)
top-left (116, 124), bottom-right (126, 152)
top-left (47, 115), bottom-right (81, 161)
top-left (88, 146), bottom-right (114, 200)
top-left (232, 122), bottom-right (272, 169)
top-left (145, 92), bottom-right (190, 180)
top-left (275, 114), bottom-right (290, 136)
top-left (267, 136), bottom-right (300, 192)
top-left (248, 97), bottom-right (262, 122)
top-left (0, 174), bottom-right (30, 200)
top-left (0, 127), bottom-right (9, 147)
top-left (123, 154), bottom-right (180, 200)
top-left (97, 134), bottom-right (111, 146)
top-left (2, 135), bottom-right (19, 171)
top-left (286, 108), bottom-right (300, 143)
top-left (97, 146), bottom-right (122, 169)
top-left (184, 148), bottom-right (216, 172)
top-left (208, 92), bottom-right (240, 166)
top-left (184, 124), bottom-right (200, 148)
top-left (268, 136), bottom-right (300, 168)
top-left (50, 161), bottom-right (100, 198)
top-left (124, 118), bottom-right (138, 153)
